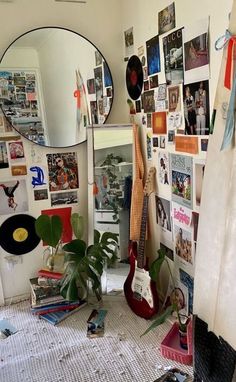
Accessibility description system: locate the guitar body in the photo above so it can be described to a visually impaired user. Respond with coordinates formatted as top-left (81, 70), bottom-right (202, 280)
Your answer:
top-left (124, 242), bottom-right (159, 319)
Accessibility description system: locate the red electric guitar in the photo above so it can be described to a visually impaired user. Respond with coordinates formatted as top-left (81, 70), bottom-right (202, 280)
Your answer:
top-left (124, 167), bottom-right (159, 319)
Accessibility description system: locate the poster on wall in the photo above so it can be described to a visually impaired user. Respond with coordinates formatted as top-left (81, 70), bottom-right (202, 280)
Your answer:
top-left (173, 222), bottom-right (193, 274)
top-left (146, 35), bottom-right (161, 76)
top-left (0, 179), bottom-right (28, 215)
top-left (170, 153), bottom-right (193, 209)
top-left (183, 17), bottom-right (209, 84)
top-left (158, 2), bottom-right (176, 35)
top-left (46, 152), bottom-right (79, 192)
top-left (163, 28), bottom-right (183, 85)
top-left (183, 80), bottom-right (210, 135)
top-left (0, 142), bottom-right (9, 169)
top-left (158, 150), bottom-right (169, 185)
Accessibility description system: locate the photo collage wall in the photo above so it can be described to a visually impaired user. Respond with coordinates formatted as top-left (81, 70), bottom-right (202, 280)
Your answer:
top-left (124, 2), bottom-right (211, 316)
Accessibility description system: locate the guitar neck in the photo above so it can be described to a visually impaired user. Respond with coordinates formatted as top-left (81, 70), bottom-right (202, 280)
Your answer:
top-left (137, 195), bottom-right (149, 269)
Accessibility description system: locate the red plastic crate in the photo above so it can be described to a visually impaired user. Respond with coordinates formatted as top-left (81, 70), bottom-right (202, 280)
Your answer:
top-left (160, 318), bottom-right (193, 365)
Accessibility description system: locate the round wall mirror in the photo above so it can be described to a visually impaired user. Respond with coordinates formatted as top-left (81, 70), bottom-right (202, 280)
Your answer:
top-left (0, 27), bottom-right (113, 147)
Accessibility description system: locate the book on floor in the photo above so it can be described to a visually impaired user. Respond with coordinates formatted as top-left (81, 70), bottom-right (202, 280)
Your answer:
top-left (39, 300), bottom-right (87, 325)
top-left (87, 309), bottom-right (107, 338)
top-left (0, 319), bottom-right (18, 340)
top-left (29, 277), bottom-right (65, 308)
top-left (31, 300), bottom-right (84, 315)
top-left (37, 269), bottom-right (63, 280)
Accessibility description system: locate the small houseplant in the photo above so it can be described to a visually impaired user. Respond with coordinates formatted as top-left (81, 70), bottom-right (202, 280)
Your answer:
top-left (35, 213), bottom-right (118, 302)
top-left (141, 248), bottom-right (189, 349)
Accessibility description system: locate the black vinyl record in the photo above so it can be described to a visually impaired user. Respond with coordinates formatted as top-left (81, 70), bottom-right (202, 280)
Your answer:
top-left (126, 55), bottom-right (144, 100)
top-left (0, 214), bottom-right (40, 255)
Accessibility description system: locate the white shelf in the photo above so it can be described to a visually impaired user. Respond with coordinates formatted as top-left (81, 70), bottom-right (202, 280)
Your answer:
top-left (95, 161), bottom-right (132, 170)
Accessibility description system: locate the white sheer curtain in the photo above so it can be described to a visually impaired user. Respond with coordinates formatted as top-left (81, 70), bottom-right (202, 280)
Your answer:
top-left (193, 0), bottom-right (236, 349)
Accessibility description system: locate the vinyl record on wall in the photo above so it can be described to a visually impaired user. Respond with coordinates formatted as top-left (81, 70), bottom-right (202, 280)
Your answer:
top-left (126, 55), bottom-right (144, 100)
top-left (0, 214), bottom-right (40, 255)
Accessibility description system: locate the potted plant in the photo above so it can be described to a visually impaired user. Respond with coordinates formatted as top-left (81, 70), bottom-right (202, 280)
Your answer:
top-left (35, 212), bottom-right (118, 302)
top-left (141, 248), bottom-right (190, 350)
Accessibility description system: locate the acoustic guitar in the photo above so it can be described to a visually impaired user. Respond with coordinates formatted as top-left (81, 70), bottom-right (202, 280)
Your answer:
top-left (124, 167), bottom-right (159, 319)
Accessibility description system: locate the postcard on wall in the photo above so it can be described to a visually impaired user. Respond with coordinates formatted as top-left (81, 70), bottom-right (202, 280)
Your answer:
top-left (167, 111), bottom-right (184, 139)
top-left (152, 111), bottom-right (167, 134)
top-left (143, 90), bottom-right (155, 113)
top-left (170, 153), bottom-right (193, 209)
top-left (163, 276), bottom-right (189, 317)
top-left (149, 74), bottom-right (159, 89)
top-left (168, 85), bottom-right (182, 113)
top-left (163, 28), bottom-right (183, 85)
top-left (51, 191), bottom-right (78, 207)
top-left (34, 189), bottom-right (48, 201)
top-left (158, 151), bottom-right (169, 185)
top-left (179, 267), bottom-right (194, 313)
top-left (11, 165), bottom-right (27, 176)
top-left (0, 142), bottom-right (9, 169)
top-left (183, 17), bottom-right (209, 84)
top-left (158, 2), bottom-right (176, 35)
top-left (175, 135), bottom-right (199, 155)
top-left (173, 222), bottom-right (193, 272)
top-left (124, 27), bottom-right (134, 57)
top-left (157, 83), bottom-right (167, 100)
top-left (155, 195), bottom-right (172, 232)
top-left (194, 158), bottom-right (205, 209)
top-left (0, 179), bottom-right (28, 215)
top-left (146, 35), bottom-right (161, 76)
top-left (172, 201), bottom-right (192, 230)
top-left (8, 141), bottom-right (25, 161)
top-left (183, 80), bottom-right (210, 135)
top-left (46, 152), bottom-right (79, 192)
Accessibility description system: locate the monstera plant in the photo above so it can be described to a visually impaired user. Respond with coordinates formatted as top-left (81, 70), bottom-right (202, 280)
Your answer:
top-left (35, 212), bottom-right (118, 301)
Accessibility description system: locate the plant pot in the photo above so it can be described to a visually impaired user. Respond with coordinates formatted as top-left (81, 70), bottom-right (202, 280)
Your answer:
top-left (43, 246), bottom-right (65, 273)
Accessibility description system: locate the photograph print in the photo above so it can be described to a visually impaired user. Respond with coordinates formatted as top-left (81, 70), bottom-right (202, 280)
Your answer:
top-left (158, 2), bottom-right (176, 35)
top-left (146, 35), bottom-right (161, 76)
top-left (184, 33), bottom-right (209, 72)
top-left (47, 152), bottom-right (79, 192)
top-left (163, 28), bottom-right (183, 85)
top-left (171, 153), bottom-right (193, 209)
top-left (183, 80), bottom-right (209, 135)
top-left (0, 142), bottom-right (9, 169)
top-left (155, 195), bottom-right (171, 232)
top-left (0, 179), bottom-right (28, 215)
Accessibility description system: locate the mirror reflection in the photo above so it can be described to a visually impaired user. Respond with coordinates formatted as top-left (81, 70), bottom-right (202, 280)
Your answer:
top-left (0, 27), bottom-right (113, 147)
top-left (93, 127), bottom-right (133, 293)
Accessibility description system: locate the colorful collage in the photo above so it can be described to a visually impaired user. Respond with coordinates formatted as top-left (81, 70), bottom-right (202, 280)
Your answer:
top-left (124, 2), bottom-right (209, 317)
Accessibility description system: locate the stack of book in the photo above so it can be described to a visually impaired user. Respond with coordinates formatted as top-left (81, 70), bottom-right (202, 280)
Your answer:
top-left (29, 269), bottom-right (87, 325)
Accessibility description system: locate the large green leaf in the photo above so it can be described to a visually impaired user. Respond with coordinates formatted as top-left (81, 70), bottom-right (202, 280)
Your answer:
top-left (141, 305), bottom-right (174, 337)
top-left (70, 213), bottom-right (84, 239)
top-left (63, 239), bottom-right (86, 256)
top-left (101, 231), bottom-right (119, 244)
top-left (149, 248), bottom-right (166, 281)
top-left (35, 215), bottom-right (62, 248)
top-left (94, 229), bottom-right (101, 244)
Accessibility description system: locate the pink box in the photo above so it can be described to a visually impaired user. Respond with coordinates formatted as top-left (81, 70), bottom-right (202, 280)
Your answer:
top-left (160, 319), bottom-right (193, 365)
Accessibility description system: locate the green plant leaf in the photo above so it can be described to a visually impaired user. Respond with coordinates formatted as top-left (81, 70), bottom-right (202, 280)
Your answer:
top-left (149, 248), bottom-right (166, 281)
top-left (70, 213), bottom-right (84, 239)
top-left (101, 231), bottom-right (119, 244)
top-left (35, 215), bottom-right (62, 248)
top-left (141, 305), bottom-right (174, 337)
top-left (94, 229), bottom-right (101, 244)
top-left (63, 277), bottom-right (79, 301)
top-left (63, 239), bottom-right (86, 256)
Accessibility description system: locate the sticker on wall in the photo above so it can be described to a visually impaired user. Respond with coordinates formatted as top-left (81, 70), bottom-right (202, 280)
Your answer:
top-left (0, 179), bottom-right (28, 215)
top-left (46, 152), bottom-right (79, 192)
top-left (163, 28), bottom-right (183, 85)
top-left (183, 17), bottom-right (210, 84)
top-left (158, 2), bottom-right (176, 35)
top-left (30, 166), bottom-right (47, 188)
top-left (0, 142), bottom-right (9, 169)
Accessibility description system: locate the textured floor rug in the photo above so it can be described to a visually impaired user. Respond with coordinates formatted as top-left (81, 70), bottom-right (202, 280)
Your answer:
top-left (0, 297), bottom-right (192, 382)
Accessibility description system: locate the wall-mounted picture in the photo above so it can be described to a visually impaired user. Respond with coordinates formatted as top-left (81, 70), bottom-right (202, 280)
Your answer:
top-left (153, 137), bottom-right (159, 147)
top-left (124, 27), bottom-right (134, 57)
top-left (158, 151), bottom-right (169, 185)
top-left (163, 28), bottom-right (183, 85)
top-left (179, 268), bottom-right (194, 314)
top-left (156, 195), bottom-right (171, 231)
top-left (146, 132), bottom-right (152, 160)
top-left (103, 61), bottom-right (112, 88)
top-left (152, 111), bottom-right (167, 135)
top-left (157, 84), bottom-right (167, 100)
top-left (168, 85), bottom-right (180, 112)
top-left (0, 142), bottom-right (9, 169)
top-left (95, 50), bottom-right (103, 66)
top-left (94, 66), bottom-right (103, 97)
top-left (11, 165), bottom-right (27, 176)
top-left (146, 35), bottom-right (161, 76)
top-left (201, 138), bottom-right (208, 151)
top-left (144, 81), bottom-right (149, 91)
top-left (174, 224), bottom-right (193, 265)
top-left (149, 74), bottom-right (159, 89)
top-left (46, 152), bottom-right (79, 192)
top-left (160, 136), bottom-right (166, 149)
top-left (0, 179), bottom-right (28, 215)
top-left (135, 100), bottom-right (141, 113)
top-left (183, 80), bottom-right (209, 135)
top-left (195, 161), bottom-right (205, 207)
top-left (171, 153), bottom-right (193, 209)
top-left (8, 141), bottom-right (25, 160)
top-left (143, 90), bottom-right (155, 113)
top-left (90, 101), bottom-right (98, 124)
top-left (87, 78), bottom-right (95, 94)
top-left (34, 189), bottom-right (48, 201)
top-left (106, 87), bottom-right (112, 97)
top-left (160, 242), bottom-right (174, 261)
top-left (50, 191), bottom-right (78, 207)
top-left (183, 18), bottom-right (209, 84)
top-left (158, 2), bottom-right (176, 35)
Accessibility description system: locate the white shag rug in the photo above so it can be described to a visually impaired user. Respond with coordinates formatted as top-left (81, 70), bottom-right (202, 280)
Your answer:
top-left (0, 297), bottom-right (193, 382)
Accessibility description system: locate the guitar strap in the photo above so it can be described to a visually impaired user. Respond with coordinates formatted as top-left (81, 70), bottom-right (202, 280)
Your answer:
top-left (130, 124), bottom-right (144, 241)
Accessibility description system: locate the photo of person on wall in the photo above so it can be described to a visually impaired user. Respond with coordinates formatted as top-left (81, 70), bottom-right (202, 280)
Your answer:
top-left (47, 153), bottom-right (79, 192)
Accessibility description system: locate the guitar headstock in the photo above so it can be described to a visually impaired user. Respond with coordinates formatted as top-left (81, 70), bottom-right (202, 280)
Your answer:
top-left (144, 167), bottom-right (156, 196)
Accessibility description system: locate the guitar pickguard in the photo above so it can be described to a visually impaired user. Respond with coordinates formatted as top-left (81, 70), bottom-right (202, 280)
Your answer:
top-left (131, 262), bottom-right (154, 308)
